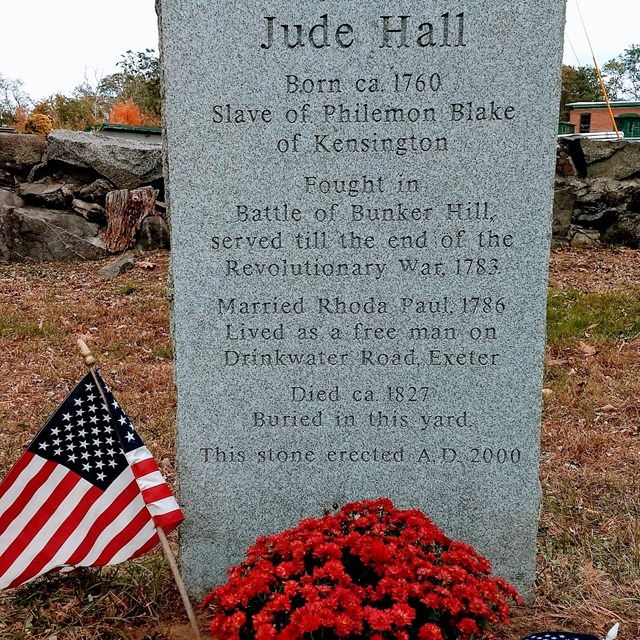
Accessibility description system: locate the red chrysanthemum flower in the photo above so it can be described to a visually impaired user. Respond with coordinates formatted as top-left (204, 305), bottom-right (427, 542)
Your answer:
top-left (202, 499), bottom-right (520, 640)
top-left (418, 622), bottom-right (444, 640)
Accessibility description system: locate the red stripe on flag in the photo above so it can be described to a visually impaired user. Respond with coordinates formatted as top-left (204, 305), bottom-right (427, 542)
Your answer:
top-left (0, 452), bottom-right (37, 502)
top-left (92, 507), bottom-right (151, 566)
top-left (0, 470), bottom-right (81, 576)
top-left (6, 484), bottom-right (103, 589)
top-left (130, 457), bottom-right (158, 478)
top-left (65, 480), bottom-right (141, 565)
top-left (0, 459), bottom-right (57, 537)
top-left (154, 509), bottom-right (185, 532)
top-left (141, 483), bottom-right (173, 504)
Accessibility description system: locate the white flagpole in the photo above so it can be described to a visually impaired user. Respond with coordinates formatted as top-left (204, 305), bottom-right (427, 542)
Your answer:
top-left (77, 339), bottom-right (203, 640)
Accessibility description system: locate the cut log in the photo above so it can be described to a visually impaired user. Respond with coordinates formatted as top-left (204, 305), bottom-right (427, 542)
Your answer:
top-left (103, 186), bottom-right (156, 252)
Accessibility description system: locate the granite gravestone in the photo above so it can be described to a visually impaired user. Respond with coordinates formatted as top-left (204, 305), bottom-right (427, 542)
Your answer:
top-left (159, 1), bottom-right (566, 597)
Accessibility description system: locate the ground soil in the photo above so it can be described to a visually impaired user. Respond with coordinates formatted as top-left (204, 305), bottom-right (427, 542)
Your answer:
top-left (0, 247), bottom-right (638, 640)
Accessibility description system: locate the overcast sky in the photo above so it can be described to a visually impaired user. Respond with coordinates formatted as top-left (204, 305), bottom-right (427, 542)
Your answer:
top-left (0, 0), bottom-right (637, 103)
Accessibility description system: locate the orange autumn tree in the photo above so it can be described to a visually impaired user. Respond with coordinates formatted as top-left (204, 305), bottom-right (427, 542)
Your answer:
top-left (109, 99), bottom-right (142, 125)
top-left (13, 106), bottom-right (27, 132)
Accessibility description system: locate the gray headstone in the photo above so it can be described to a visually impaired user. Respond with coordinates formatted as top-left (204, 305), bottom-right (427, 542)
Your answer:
top-left (159, 1), bottom-right (567, 599)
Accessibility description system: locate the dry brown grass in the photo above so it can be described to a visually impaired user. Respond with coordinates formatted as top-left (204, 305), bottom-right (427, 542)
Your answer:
top-left (0, 247), bottom-right (638, 639)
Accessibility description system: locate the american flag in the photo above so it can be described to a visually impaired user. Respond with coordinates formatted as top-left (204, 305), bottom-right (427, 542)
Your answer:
top-left (0, 371), bottom-right (183, 590)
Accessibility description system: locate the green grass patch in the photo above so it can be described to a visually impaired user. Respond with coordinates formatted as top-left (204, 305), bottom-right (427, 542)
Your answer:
top-left (115, 284), bottom-right (138, 296)
top-left (151, 345), bottom-right (173, 360)
top-left (547, 288), bottom-right (640, 347)
top-left (0, 316), bottom-right (61, 340)
top-left (0, 555), bottom-right (174, 639)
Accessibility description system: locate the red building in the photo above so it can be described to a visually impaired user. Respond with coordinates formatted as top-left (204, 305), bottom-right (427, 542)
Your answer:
top-left (566, 101), bottom-right (640, 138)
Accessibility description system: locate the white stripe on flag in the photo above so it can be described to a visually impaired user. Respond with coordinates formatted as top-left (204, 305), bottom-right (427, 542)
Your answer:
top-left (0, 463), bottom-right (69, 549)
top-left (135, 470), bottom-right (166, 491)
top-left (76, 493), bottom-right (150, 567)
top-left (0, 455), bottom-right (48, 516)
top-left (0, 477), bottom-right (94, 586)
top-left (125, 446), bottom-right (153, 466)
top-left (146, 496), bottom-right (182, 518)
top-left (106, 519), bottom-right (157, 566)
top-left (0, 467), bottom-right (134, 587)
top-left (0, 465), bottom-right (144, 588)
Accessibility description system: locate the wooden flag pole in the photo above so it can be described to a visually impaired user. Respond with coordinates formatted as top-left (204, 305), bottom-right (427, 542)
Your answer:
top-left (76, 338), bottom-right (203, 640)
top-left (156, 526), bottom-right (204, 639)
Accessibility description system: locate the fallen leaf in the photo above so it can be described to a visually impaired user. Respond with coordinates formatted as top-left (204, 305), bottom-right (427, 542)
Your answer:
top-left (578, 341), bottom-right (597, 356)
top-left (546, 357), bottom-right (568, 366)
top-left (137, 261), bottom-right (157, 269)
top-left (597, 404), bottom-right (618, 413)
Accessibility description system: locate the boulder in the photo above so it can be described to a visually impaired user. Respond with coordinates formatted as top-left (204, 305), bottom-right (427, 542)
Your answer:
top-left (98, 254), bottom-right (136, 278)
top-left (552, 186), bottom-right (575, 239)
top-left (26, 162), bottom-right (49, 183)
top-left (627, 187), bottom-right (640, 214)
top-left (47, 130), bottom-right (163, 190)
top-left (135, 215), bottom-right (171, 250)
top-left (0, 133), bottom-right (46, 175)
top-left (72, 198), bottom-right (106, 225)
top-left (582, 140), bottom-right (640, 180)
top-left (573, 207), bottom-right (617, 229)
top-left (0, 189), bottom-right (25, 209)
top-left (0, 206), bottom-right (107, 262)
top-left (570, 227), bottom-right (600, 249)
top-left (79, 178), bottom-right (116, 203)
top-left (19, 180), bottom-right (78, 208)
top-left (601, 213), bottom-right (640, 248)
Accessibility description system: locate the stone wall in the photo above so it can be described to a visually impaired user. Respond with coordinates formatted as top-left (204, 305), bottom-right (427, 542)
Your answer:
top-left (554, 138), bottom-right (640, 249)
top-left (2, 131), bottom-right (638, 262)
top-left (0, 130), bottom-right (169, 262)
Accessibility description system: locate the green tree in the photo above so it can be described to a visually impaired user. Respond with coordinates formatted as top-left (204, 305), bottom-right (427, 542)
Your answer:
top-left (602, 60), bottom-right (626, 100)
top-left (0, 74), bottom-right (31, 125)
top-left (560, 65), bottom-right (603, 120)
top-left (604, 45), bottom-right (640, 100)
top-left (33, 76), bottom-right (112, 130)
top-left (33, 93), bottom-right (98, 130)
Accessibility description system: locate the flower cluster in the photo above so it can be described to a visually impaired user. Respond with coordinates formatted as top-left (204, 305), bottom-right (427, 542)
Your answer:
top-left (203, 499), bottom-right (522, 640)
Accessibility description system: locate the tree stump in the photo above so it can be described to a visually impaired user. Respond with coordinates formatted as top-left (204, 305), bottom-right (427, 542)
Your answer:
top-left (103, 186), bottom-right (156, 252)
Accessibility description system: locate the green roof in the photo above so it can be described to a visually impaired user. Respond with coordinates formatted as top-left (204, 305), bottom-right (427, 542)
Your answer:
top-left (566, 101), bottom-right (640, 110)
top-left (94, 123), bottom-right (161, 134)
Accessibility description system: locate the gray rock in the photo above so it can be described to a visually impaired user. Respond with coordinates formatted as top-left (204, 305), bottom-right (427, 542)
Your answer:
top-left (79, 178), bottom-right (117, 203)
top-left (573, 207), bottom-right (617, 229)
top-left (627, 187), bottom-right (640, 214)
top-left (570, 227), bottom-right (601, 248)
top-left (0, 189), bottom-right (25, 209)
top-left (135, 215), bottom-right (170, 250)
top-left (47, 130), bottom-right (163, 190)
top-left (26, 162), bottom-right (49, 183)
top-left (19, 181), bottom-right (77, 208)
top-left (0, 133), bottom-right (45, 175)
top-left (582, 140), bottom-right (640, 180)
top-left (601, 213), bottom-right (640, 248)
top-left (98, 254), bottom-right (136, 278)
top-left (553, 187), bottom-right (575, 239)
top-left (72, 198), bottom-right (106, 225)
top-left (0, 206), bottom-right (107, 262)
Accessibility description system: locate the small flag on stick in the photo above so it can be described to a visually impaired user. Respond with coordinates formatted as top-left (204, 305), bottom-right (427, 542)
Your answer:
top-left (0, 370), bottom-right (183, 590)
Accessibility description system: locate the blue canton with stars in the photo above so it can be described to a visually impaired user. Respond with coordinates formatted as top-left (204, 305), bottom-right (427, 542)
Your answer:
top-left (29, 372), bottom-right (144, 491)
